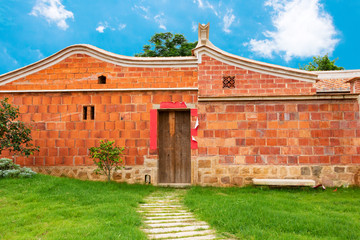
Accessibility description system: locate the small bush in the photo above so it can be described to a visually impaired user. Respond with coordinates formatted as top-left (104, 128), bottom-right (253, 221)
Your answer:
top-left (89, 140), bottom-right (124, 182)
top-left (0, 158), bottom-right (36, 178)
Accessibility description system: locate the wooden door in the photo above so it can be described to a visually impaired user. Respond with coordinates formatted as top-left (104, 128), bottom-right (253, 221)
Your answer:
top-left (158, 110), bottom-right (191, 183)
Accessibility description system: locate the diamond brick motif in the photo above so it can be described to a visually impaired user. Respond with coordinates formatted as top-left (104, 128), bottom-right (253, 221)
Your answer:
top-left (223, 76), bottom-right (235, 88)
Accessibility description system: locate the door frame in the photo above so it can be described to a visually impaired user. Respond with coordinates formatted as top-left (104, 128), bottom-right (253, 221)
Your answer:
top-left (157, 109), bottom-right (191, 184)
top-left (149, 102), bottom-right (198, 186)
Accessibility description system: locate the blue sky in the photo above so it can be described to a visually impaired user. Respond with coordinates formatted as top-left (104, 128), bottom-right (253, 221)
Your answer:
top-left (0, 0), bottom-right (359, 75)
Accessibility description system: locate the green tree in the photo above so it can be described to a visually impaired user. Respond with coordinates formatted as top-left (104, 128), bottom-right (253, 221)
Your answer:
top-left (89, 140), bottom-right (124, 182)
top-left (135, 32), bottom-right (197, 57)
top-left (300, 54), bottom-right (344, 71)
top-left (0, 98), bottom-right (38, 156)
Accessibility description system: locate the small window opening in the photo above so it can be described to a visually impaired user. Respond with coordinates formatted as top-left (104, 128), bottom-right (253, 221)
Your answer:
top-left (90, 106), bottom-right (95, 120)
top-left (223, 76), bottom-right (235, 88)
top-left (83, 106), bottom-right (88, 120)
top-left (83, 105), bottom-right (95, 120)
top-left (98, 75), bottom-right (106, 84)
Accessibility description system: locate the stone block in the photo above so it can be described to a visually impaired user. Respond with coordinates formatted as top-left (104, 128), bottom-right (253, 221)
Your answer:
top-left (334, 167), bottom-right (345, 173)
top-left (289, 167), bottom-right (300, 176)
top-left (280, 167), bottom-right (287, 177)
top-left (78, 171), bottom-right (88, 180)
top-left (215, 168), bottom-right (225, 174)
top-left (232, 177), bottom-right (243, 186)
top-left (203, 176), bottom-right (218, 184)
top-left (198, 159), bottom-right (211, 168)
top-left (228, 166), bottom-right (239, 175)
top-left (253, 167), bottom-right (261, 175)
top-left (221, 176), bottom-right (230, 184)
top-left (346, 166), bottom-right (358, 173)
top-left (311, 166), bottom-right (322, 177)
top-left (241, 167), bottom-right (250, 174)
top-left (301, 167), bottom-right (310, 175)
top-left (112, 172), bottom-right (122, 180)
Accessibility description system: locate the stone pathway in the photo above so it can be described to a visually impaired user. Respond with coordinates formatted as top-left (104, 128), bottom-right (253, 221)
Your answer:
top-left (138, 190), bottom-right (230, 240)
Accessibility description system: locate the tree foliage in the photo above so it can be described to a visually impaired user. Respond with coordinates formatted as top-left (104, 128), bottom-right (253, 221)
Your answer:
top-left (0, 98), bottom-right (38, 156)
top-left (300, 54), bottom-right (344, 71)
top-left (135, 32), bottom-right (197, 57)
top-left (89, 140), bottom-right (124, 182)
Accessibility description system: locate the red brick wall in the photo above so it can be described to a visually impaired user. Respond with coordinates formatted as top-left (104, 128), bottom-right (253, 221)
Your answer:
top-left (1, 54), bottom-right (198, 91)
top-left (198, 55), bottom-right (316, 97)
top-left (0, 91), bottom-right (197, 167)
top-left (198, 100), bottom-right (360, 165)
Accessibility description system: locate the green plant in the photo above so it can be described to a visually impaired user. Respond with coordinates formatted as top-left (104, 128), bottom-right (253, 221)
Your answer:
top-left (0, 158), bottom-right (36, 178)
top-left (300, 54), bottom-right (344, 71)
top-left (135, 32), bottom-right (197, 57)
top-left (89, 140), bottom-right (124, 182)
top-left (0, 98), bottom-right (39, 156)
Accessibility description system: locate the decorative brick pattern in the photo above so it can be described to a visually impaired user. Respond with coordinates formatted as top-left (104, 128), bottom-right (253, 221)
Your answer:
top-left (198, 55), bottom-right (316, 97)
top-left (222, 76), bottom-right (235, 88)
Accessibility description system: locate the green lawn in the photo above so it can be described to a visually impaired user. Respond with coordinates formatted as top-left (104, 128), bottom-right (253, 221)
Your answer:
top-left (184, 186), bottom-right (360, 240)
top-left (2, 175), bottom-right (360, 240)
top-left (0, 174), bottom-right (156, 240)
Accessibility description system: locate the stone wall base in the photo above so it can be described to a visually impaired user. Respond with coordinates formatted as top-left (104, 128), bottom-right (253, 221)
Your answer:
top-left (196, 157), bottom-right (360, 187)
top-left (30, 158), bottom-right (360, 187)
top-left (31, 157), bottom-right (158, 184)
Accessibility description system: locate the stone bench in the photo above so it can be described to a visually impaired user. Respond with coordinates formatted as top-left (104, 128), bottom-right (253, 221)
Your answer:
top-left (252, 178), bottom-right (315, 187)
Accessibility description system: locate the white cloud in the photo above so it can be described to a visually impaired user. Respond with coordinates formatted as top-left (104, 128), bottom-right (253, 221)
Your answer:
top-left (96, 25), bottom-right (106, 33)
top-left (30, 0), bottom-right (74, 30)
top-left (194, 0), bottom-right (238, 32)
top-left (133, 5), bottom-right (150, 20)
top-left (248, 0), bottom-right (339, 61)
top-left (223, 9), bottom-right (235, 33)
top-left (193, 0), bottom-right (204, 8)
top-left (192, 22), bottom-right (197, 32)
top-left (193, 0), bottom-right (218, 16)
top-left (96, 21), bottom-right (123, 33)
top-left (96, 21), bottom-right (108, 33)
top-left (29, 49), bottom-right (44, 59)
top-left (118, 24), bottom-right (126, 30)
top-left (132, 4), bottom-right (166, 30)
top-left (154, 13), bottom-right (166, 30)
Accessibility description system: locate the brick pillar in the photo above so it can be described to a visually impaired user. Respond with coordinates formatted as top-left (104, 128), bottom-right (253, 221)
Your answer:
top-left (346, 77), bottom-right (360, 93)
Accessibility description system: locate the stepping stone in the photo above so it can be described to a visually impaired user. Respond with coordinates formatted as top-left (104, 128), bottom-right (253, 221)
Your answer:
top-left (145, 212), bottom-right (193, 216)
top-left (175, 235), bottom-right (218, 240)
top-left (144, 215), bottom-right (195, 220)
top-left (139, 190), bottom-right (230, 240)
top-left (146, 221), bottom-right (207, 228)
top-left (143, 218), bottom-right (197, 224)
top-left (147, 229), bottom-right (216, 239)
top-left (143, 225), bottom-right (210, 234)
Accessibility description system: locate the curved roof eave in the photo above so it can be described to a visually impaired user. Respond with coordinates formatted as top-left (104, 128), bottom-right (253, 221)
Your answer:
top-left (0, 44), bottom-right (198, 86)
top-left (193, 45), bottom-right (318, 83)
top-left (315, 70), bottom-right (360, 80)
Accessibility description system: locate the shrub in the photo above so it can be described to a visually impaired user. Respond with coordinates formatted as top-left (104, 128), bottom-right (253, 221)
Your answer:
top-left (89, 140), bottom-right (124, 182)
top-left (0, 98), bottom-right (39, 156)
top-left (0, 158), bottom-right (36, 178)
